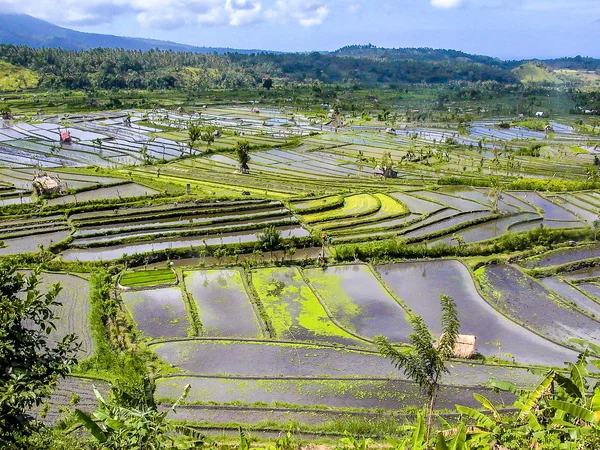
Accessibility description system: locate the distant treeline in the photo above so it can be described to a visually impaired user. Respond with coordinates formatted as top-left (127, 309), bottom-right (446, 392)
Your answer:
top-left (0, 44), bottom-right (518, 91)
top-left (332, 44), bottom-right (600, 72)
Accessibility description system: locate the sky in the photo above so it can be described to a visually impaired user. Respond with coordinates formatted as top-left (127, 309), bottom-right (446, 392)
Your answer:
top-left (1, 0), bottom-right (599, 59)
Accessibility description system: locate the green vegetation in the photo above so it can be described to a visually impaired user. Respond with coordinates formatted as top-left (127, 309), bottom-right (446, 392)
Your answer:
top-left (375, 295), bottom-right (459, 441)
top-left (119, 269), bottom-right (177, 287)
top-left (0, 266), bottom-right (79, 448)
top-left (0, 60), bottom-right (38, 90)
top-left (1, 42), bottom-right (600, 448)
top-left (512, 62), bottom-right (562, 84)
top-left (302, 194), bottom-right (380, 223)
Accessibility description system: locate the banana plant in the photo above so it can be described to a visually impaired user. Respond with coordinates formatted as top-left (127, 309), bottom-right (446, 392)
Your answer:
top-left (76, 383), bottom-right (204, 450)
top-left (385, 410), bottom-right (427, 450)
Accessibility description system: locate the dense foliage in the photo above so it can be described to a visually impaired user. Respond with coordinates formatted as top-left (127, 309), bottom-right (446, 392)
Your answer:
top-left (0, 266), bottom-right (79, 448)
top-left (0, 44), bottom-right (517, 91)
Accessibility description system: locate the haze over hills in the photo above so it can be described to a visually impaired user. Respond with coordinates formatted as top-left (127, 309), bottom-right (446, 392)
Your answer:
top-left (0, 13), bottom-right (268, 54)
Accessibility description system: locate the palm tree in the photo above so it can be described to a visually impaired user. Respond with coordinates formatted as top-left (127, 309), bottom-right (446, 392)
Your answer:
top-left (375, 294), bottom-right (459, 443)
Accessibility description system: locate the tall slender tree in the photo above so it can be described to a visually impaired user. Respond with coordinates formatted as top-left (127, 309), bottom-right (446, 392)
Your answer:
top-left (374, 294), bottom-right (459, 443)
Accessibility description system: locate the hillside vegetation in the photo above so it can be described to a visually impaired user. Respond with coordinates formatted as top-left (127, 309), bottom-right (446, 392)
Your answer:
top-left (512, 62), bottom-right (562, 84)
top-left (0, 60), bottom-right (38, 90)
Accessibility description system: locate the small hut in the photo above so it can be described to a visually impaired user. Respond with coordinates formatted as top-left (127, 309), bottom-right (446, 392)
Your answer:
top-left (452, 335), bottom-right (477, 359)
top-left (32, 172), bottom-right (65, 196)
top-left (373, 165), bottom-right (397, 179)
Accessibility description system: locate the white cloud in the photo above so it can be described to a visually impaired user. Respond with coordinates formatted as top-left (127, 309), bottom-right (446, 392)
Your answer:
top-left (431, 0), bottom-right (464, 8)
top-left (0, 0), bottom-right (337, 28)
top-left (226, 0), bottom-right (262, 26)
top-left (348, 3), bottom-right (360, 14)
top-left (0, 0), bottom-right (265, 28)
top-left (267, 0), bottom-right (330, 26)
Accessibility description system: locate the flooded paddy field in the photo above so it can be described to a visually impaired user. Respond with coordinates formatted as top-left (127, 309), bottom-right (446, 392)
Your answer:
top-left (539, 277), bottom-right (600, 318)
top-left (156, 375), bottom-right (515, 412)
top-left (47, 183), bottom-right (158, 206)
top-left (121, 287), bottom-right (190, 340)
top-left (150, 340), bottom-right (540, 388)
top-left (185, 270), bottom-right (263, 338)
top-left (37, 272), bottom-right (93, 358)
top-left (252, 267), bottom-right (364, 346)
top-left (61, 225), bottom-right (310, 261)
top-left (0, 229), bottom-right (71, 256)
top-left (521, 244), bottom-right (600, 268)
top-left (376, 260), bottom-right (577, 365)
top-left (303, 265), bottom-right (412, 342)
top-left (477, 264), bottom-right (600, 346)
top-left (5, 105), bottom-right (600, 429)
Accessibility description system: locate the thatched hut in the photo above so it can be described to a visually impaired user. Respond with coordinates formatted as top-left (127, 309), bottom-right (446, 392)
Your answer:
top-left (32, 173), bottom-right (65, 196)
top-left (453, 335), bottom-right (477, 359)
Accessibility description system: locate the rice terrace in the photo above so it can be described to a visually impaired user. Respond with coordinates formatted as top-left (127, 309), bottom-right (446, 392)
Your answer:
top-left (1, 17), bottom-right (600, 448)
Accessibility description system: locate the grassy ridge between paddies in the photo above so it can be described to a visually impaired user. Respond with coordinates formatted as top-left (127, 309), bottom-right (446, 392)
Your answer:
top-left (318, 193), bottom-right (410, 232)
top-left (0, 60), bottom-right (39, 90)
top-left (289, 195), bottom-right (345, 213)
top-left (300, 194), bottom-right (380, 223)
top-left (119, 269), bottom-right (177, 287)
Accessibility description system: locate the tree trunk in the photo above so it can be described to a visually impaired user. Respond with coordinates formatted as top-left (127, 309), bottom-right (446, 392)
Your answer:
top-left (426, 387), bottom-right (438, 446)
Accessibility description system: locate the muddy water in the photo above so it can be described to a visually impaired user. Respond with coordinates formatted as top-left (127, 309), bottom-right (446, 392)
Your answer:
top-left (185, 270), bottom-right (262, 338)
top-left (0, 230), bottom-right (71, 256)
top-left (540, 278), bottom-right (600, 318)
top-left (522, 244), bottom-right (600, 268)
top-left (578, 283), bottom-right (600, 301)
top-left (482, 264), bottom-right (600, 347)
top-left (151, 341), bottom-right (541, 387)
top-left (376, 260), bottom-right (577, 366)
top-left (121, 287), bottom-right (189, 339)
top-left (389, 192), bottom-right (444, 214)
top-left (428, 212), bottom-right (539, 246)
top-left (156, 376), bottom-right (512, 411)
top-left (401, 211), bottom-right (492, 239)
top-left (414, 191), bottom-right (488, 212)
top-left (512, 192), bottom-right (579, 221)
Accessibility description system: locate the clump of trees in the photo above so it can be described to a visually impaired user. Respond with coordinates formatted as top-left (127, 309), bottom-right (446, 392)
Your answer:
top-left (234, 140), bottom-right (251, 173)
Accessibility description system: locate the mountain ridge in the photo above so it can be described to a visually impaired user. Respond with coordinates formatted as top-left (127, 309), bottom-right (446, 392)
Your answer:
top-left (0, 13), bottom-right (599, 76)
top-left (0, 13), bottom-right (271, 54)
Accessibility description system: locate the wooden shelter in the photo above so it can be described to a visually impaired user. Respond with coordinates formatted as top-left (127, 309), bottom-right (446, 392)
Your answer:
top-left (32, 172), bottom-right (65, 196)
top-left (452, 334), bottom-right (477, 359)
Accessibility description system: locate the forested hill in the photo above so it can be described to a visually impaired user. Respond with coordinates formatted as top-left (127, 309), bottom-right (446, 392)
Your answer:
top-left (332, 44), bottom-right (600, 72)
top-left (331, 44), bottom-right (506, 67)
top-left (0, 45), bottom-right (517, 90)
top-left (0, 13), bottom-right (265, 54)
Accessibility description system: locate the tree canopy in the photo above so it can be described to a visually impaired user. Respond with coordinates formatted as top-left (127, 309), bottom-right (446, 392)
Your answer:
top-left (0, 266), bottom-right (80, 448)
